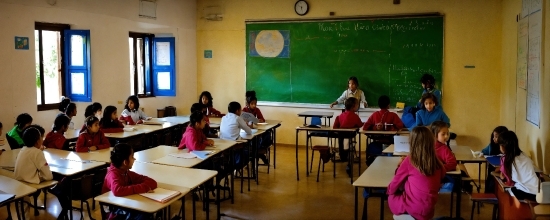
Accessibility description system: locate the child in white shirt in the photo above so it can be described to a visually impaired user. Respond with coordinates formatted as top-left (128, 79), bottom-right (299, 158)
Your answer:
top-left (220, 102), bottom-right (252, 140)
top-left (14, 125), bottom-right (53, 184)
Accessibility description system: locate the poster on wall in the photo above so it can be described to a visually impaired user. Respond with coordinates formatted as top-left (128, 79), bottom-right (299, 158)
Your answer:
top-left (526, 10), bottom-right (541, 127)
top-left (517, 18), bottom-right (528, 89)
top-left (522, 0), bottom-right (530, 18)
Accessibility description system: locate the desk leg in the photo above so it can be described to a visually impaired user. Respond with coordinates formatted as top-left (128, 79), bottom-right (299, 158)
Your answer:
top-left (216, 177), bottom-right (220, 220)
top-left (478, 162), bottom-right (482, 193)
top-left (306, 132), bottom-right (309, 177)
top-left (192, 189), bottom-right (196, 220)
top-left (380, 195), bottom-right (384, 220)
top-left (358, 134), bottom-right (361, 176)
top-left (296, 130), bottom-right (300, 181)
top-left (205, 181), bottom-right (210, 220)
top-left (355, 187), bottom-right (358, 220)
top-left (230, 147), bottom-right (235, 204)
top-left (273, 127), bottom-right (277, 169)
top-left (455, 174), bottom-right (462, 219)
top-left (349, 135), bottom-right (353, 184)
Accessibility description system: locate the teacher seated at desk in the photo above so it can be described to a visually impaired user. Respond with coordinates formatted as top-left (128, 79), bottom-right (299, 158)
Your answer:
top-left (494, 131), bottom-right (539, 201)
top-left (329, 76), bottom-right (367, 108)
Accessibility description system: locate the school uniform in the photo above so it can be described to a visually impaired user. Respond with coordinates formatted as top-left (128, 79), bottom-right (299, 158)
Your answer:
top-left (75, 130), bottom-right (111, 152)
top-left (100, 120), bottom-right (124, 133)
top-left (435, 141), bottom-right (457, 172)
top-left (500, 153), bottom-right (539, 200)
top-left (7, 125), bottom-right (25, 147)
top-left (388, 156), bottom-right (446, 220)
top-left (243, 106), bottom-right (265, 121)
top-left (414, 106), bottom-right (450, 129)
top-left (102, 164), bottom-right (157, 196)
top-left (43, 131), bottom-right (66, 150)
top-left (14, 146), bottom-right (53, 184)
top-left (206, 106), bottom-right (221, 116)
top-left (119, 109), bottom-right (148, 125)
top-left (362, 109), bottom-right (404, 131)
top-left (333, 110), bottom-right (363, 161)
top-left (219, 113), bottom-right (251, 140)
top-left (178, 126), bottom-right (209, 151)
top-left (335, 88), bottom-right (367, 106)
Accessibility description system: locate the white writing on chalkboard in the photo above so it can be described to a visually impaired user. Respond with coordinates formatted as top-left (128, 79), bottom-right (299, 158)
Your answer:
top-left (318, 19), bottom-right (435, 33)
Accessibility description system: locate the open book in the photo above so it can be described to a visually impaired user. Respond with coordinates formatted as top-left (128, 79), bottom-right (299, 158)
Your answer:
top-left (190, 150), bottom-right (213, 160)
top-left (140, 188), bottom-right (181, 203)
top-left (240, 112), bottom-right (259, 124)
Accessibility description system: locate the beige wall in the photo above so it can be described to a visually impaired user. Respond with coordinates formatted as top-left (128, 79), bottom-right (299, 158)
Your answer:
top-left (197, 0), bottom-right (503, 149)
top-left (501, 0), bottom-right (550, 172)
top-left (0, 0), bottom-right (197, 132)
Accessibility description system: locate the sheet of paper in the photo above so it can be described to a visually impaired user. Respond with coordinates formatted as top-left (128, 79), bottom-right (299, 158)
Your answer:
top-left (393, 136), bottom-right (409, 153)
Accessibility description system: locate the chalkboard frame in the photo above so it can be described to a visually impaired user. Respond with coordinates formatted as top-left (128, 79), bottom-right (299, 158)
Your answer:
top-left (246, 12), bottom-right (444, 108)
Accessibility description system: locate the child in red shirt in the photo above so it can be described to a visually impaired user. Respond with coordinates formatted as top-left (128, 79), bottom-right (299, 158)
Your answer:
top-left (44, 115), bottom-right (70, 150)
top-left (178, 111), bottom-right (214, 151)
top-left (99, 106), bottom-right (125, 133)
top-left (333, 97), bottom-right (362, 162)
top-left (75, 116), bottom-right (111, 152)
top-left (430, 121), bottom-right (457, 172)
top-left (102, 143), bottom-right (157, 219)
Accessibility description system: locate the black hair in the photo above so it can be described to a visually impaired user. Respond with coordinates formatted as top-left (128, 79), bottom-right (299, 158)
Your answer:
top-left (489, 126), bottom-right (509, 155)
top-left (84, 104), bottom-right (94, 118)
top-left (348, 76), bottom-right (359, 86)
top-left (125, 95), bottom-right (140, 110)
top-left (199, 91), bottom-right (214, 107)
top-left (498, 131), bottom-right (521, 180)
top-left (344, 97), bottom-right (358, 110)
top-left (110, 143), bottom-right (134, 168)
top-left (228, 102), bottom-right (241, 114)
top-left (420, 93), bottom-right (439, 109)
top-left (100, 106), bottom-right (118, 128)
top-left (92, 102), bottom-right (102, 113)
top-left (52, 115), bottom-right (71, 132)
top-left (0, 122), bottom-right (3, 129)
top-left (190, 103), bottom-right (206, 113)
top-left (15, 113), bottom-right (33, 127)
top-left (58, 97), bottom-right (71, 112)
top-left (245, 91), bottom-right (258, 105)
top-left (85, 116), bottom-right (99, 127)
top-left (190, 111), bottom-right (204, 127)
top-left (420, 74), bottom-right (436, 88)
top-left (65, 103), bottom-right (77, 115)
top-left (22, 125), bottom-right (45, 147)
top-left (377, 95), bottom-right (391, 109)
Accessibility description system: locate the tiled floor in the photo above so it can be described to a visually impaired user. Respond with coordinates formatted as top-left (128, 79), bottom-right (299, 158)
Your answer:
top-left (1, 144), bottom-right (501, 219)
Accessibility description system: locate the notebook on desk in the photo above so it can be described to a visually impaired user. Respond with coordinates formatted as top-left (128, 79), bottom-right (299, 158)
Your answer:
top-left (190, 151), bottom-right (213, 160)
top-left (393, 136), bottom-right (410, 153)
top-left (485, 156), bottom-right (502, 167)
top-left (140, 188), bottom-right (181, 203)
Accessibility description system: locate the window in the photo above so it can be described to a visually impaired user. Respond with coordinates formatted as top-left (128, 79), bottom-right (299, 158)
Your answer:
top-left (129, 33), bottom-right (153, 97)
top-left (129, 33), bottom-right (176, 97)
top-left (35, 23), bottom-right (92, 111)
top-left (35, 23), bottom-right (69, 111)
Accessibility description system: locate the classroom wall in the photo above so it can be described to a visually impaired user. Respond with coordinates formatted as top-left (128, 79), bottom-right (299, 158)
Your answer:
top-left (197, 0), bottom-right (502, 149)
top-left (0, 0), bottom-right (197, 133)
top-left (501, 0), bottom-right (550, 172)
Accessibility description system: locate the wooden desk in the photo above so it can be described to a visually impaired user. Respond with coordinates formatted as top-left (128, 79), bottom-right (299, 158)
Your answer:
top-left (148, 116), bottom-right (190, 125)
top-left (151, 139), bottom-right (237, 168)
top-left (295, 126), bottom-right (358, 183)
top-left (0, 149), bottom-right (20, 168)
top-left (134, 145), bottom-right (180, 163)
top-left (0, 175), bottom-right (38, 219)
top-left (95, 183), bottom-right (189, 215)
top-left (493, 173), bottom-right (532, 220)
top-left (297, 111), bottom-right (334, 126)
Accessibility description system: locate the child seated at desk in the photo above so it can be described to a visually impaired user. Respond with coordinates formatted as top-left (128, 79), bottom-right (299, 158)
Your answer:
top-left (416, 73), bottom-right (442, 109)
top-left (14, 125), bottom-right (53, 184)
top-left (199, 91), bottom-right (222, 117)
top-left (496, 131), bottom-right (538, 201)
top-left (362, 95), bottom-right (404, 165)
top-left (7, 113), bottom-right (33, 148)
top-left (191, 103), bottom-right (217, 138)
top-left (430, 121), bottom-right (457, 193)
top-left (120, 95), bottom-right (151, 125)
top-left (44, 115), bottom-right (71, 150)
top-left (482, 126), bottom-right (508, 193)
top-left (244, 91), bottom-right (271, 164)
top-left (79, 102), bottom-right (102, 132)
top-left (178, 111), bottom-right (214, 151)
top-left (388, 127), bottom-right (446, 220)
top-left (220, 101), bottom-right (252, 140)
top-left (75, 116), bottom-right (111, 152)
top-left (102, 143), bottom-right (158, 219)
top-left (413, 93), bottom-right (450, 130)
top-left (100, 106), bottom-right (124, 133)
top-left (333, 97), bottom-right (363, 162)
top-left (63, 103), bottom-right (77, 129)
top-left (57, 97), bottom-right (71, 115)
top-left (329, 76), bottom-right (367, 108)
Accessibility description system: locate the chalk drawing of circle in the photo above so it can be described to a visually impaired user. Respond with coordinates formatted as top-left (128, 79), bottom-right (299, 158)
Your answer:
top-left (255, 30), bottom-right (284, 58)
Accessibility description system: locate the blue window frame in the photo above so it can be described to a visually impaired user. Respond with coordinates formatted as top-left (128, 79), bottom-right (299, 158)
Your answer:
top-left (64, 30), bottom-right (92, 102)
top-left (152, 37), bottom-right (176, 96)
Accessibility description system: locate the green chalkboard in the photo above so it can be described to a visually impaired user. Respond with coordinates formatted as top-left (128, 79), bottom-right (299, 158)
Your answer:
top-left (246, 15), bottom-right (443, 107)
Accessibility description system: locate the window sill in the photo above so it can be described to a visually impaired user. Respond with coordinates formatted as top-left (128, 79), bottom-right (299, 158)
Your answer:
top-left (37, 103), bottom-right (60, 111)
top-left (137, 94), bottom-right (155, 98)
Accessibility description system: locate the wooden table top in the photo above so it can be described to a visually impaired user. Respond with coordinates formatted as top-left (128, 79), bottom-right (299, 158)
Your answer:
top-left (0, 175), bottom-right (37, 199)
top-left (131, 162), bottom-right (217, 189)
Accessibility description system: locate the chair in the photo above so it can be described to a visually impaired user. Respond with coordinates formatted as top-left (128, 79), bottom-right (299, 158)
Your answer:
top-left (6, 135), bottom-right (22, 150)
top-left (92, 167), bottom-right (108, 210)
top-left (469, 193), bottom-right (498, 220)
top-left (526, 200), bottom-right (550, 219)
top-left (164, 106), bottom-right (177, 117)
top-left (69, 174), bottom-right (96, 220)
top-left (310, 145), bottom-right (334, 182)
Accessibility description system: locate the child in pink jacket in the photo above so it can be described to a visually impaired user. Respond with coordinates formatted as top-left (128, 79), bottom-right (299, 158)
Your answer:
top-left (388, 127), bottom-right (446, 220)
top-left (178, 111), bottom-right (214, 151)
